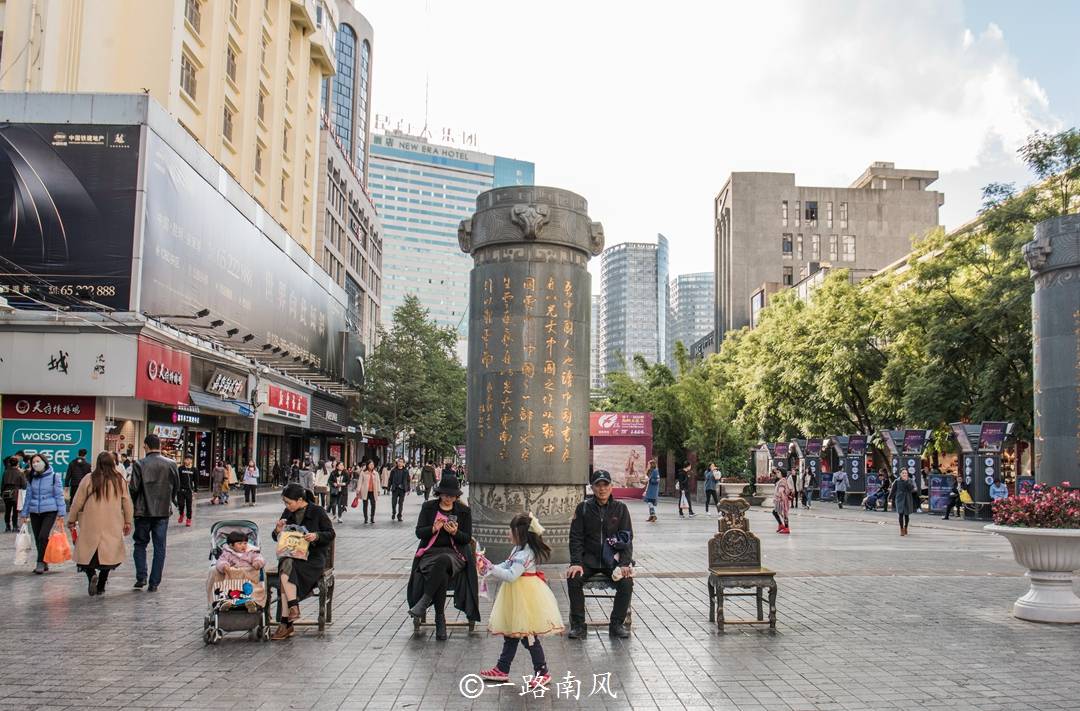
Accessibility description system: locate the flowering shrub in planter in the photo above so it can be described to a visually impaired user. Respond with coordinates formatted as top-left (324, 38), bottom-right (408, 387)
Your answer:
top-left (985, 482), bottom-right (1080, 623)
top-left (991, 482), bottom-right (1080, 528)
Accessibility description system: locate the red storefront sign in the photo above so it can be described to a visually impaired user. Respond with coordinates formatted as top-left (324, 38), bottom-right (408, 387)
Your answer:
top-left (267, 385), bottom-right (309, 417)
top-left (589, 412), bottom-right (653, 437)
top-left (135, 337), bottom-right (191, 406)
top-left (2, 395), bottom-right (96, 420)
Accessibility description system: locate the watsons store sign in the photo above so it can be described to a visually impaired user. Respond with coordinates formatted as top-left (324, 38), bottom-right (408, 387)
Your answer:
top-left (1, 420), bottom-right (93, 475)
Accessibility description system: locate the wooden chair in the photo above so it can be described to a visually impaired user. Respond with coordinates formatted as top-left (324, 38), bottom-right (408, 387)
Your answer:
top-left (707, 498), bottom-right (777, 632)
top-left (413, 541), bottom-right (478, 634)
top-left (266, 540), bottom-right (336, 632)
top-left (582, 573), bottom-right (633, 627)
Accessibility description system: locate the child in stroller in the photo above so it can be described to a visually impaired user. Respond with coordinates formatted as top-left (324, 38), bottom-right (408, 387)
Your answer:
top-left (204, 520), bottom-right (271, 644)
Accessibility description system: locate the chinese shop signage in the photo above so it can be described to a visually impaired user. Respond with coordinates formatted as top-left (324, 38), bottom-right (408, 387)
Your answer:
top-left (135, 337), bottom-right (191, 406)
top-left (2, 395), bottom-right (96, 420)
top-left (205, 369), bottom-right (247, 400)
top-left (262, 384), bottom-right (310, 426)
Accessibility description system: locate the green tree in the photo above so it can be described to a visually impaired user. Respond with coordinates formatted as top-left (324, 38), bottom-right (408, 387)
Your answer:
top-left (356, 294), bottom-right (466, 458)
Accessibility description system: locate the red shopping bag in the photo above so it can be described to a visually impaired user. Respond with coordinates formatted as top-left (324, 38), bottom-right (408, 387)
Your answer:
top-left (351, 493), bottom-right (360, 508)
top-left (44, 528), bottom-right (72, 565)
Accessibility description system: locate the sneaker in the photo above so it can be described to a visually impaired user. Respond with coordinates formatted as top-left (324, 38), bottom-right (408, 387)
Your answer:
top-left (88, 572), bottom-right (99, 597)
top-left (779, 527), bottom-right (790, 534)
top-left (528, 673), bottom-right (552, 690)
top-left (689, 513), bottom-right (697, 518)
top-left (185, 518), bottom-right (192, 527)
top-left (147, 585), bottom-right (158, 592)
top-left (479, 667), bottom-right (509, 682)
top-left (133, 579), bottom-right (146, 589)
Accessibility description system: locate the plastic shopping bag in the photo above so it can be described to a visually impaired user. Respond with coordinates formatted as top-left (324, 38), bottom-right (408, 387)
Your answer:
top-left (14, 524), bottom-right (33, 565)
top-left (351, 493), bottom-right (360, 508)
top-left (44, 527), bottom-right (72, 565)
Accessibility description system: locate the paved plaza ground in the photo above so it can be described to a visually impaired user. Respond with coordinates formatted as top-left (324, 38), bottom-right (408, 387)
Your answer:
top-left (2, 488), bottom-right (1078, 711)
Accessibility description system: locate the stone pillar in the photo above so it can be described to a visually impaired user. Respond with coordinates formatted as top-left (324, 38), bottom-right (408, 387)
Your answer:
top-left (1023, 214), bottom-right (1080, 487)
top-left (458, 187), bottom-right (604, 563)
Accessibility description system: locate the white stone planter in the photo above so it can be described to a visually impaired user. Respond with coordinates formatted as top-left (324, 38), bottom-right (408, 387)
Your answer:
top-left (985, 524), bottom-right (1080, 623)
top-left (756, 483), bottom-right (775, 508)
top-left (720, 482), bottom-right (747, 498)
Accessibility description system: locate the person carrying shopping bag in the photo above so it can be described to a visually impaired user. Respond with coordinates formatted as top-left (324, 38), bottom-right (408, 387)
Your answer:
top-left (67, 452), bottom-right (134, 596)
top-left (19, 453), bottom-right (66, 575)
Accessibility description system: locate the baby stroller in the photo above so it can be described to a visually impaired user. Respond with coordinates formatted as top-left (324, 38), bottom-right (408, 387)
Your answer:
top-left (203, 520), bottom-right (271, 644)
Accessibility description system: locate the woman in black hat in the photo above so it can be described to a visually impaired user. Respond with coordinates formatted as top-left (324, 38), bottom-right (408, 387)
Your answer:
top-left (405, 471), bottom-right (479, 640)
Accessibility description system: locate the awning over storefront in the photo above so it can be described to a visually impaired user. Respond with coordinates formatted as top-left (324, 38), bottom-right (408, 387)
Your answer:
top-left (188, 390), bottom-right (253, 418)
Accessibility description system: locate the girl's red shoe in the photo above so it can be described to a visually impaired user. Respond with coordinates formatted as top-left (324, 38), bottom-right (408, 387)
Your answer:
top-left (479, 667), bottom-right (509, 682)
top-left (779, 527), bottom-right (790, 534)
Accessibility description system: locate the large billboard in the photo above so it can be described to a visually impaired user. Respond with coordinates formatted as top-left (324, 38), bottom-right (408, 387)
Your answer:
top-left (590, 412), bottom-right (652, 494)
top-left (0, 123), bottom-right (140, 309)
top-left (139, 129), bottom-right (349, 378)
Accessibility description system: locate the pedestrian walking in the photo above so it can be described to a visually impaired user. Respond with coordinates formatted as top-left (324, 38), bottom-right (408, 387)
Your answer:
top-left (801, 467), bottom-right (814, 508)
top-left (64, 449), bottom-right (92, 506)
top-left (19, 453), bottom-right (66, 574)
top-left (389, 457), bottom-right (409, 522)
top-left (242, 461), bottom-right (259, 506)
top-left (313, 461), bottom-right (331, 508)
top-left (289, 458), bottom-right (301, 484)
top-left (299, 458), bottom-right (315, 493)
top-left (129, 434), bottom-right (179, 592)
top-left (889, 469), bottom-right (916, 536)
top-left (772, 469), bottom-right (792, 534)
top-left (210, 460), bottom-right (226, 505)
top-left (833, 467), bottom-right (849, 509)
top-left (328, 461), bottom-right (349, 523)
top-left (943, 477), bottom-right (962, 520)
top-left (704, 463), bottom-right (720, 513)
top-left (643, 458), bottom-right (660, 523)
top-left (358, 460), bottom-right (379, 524)
top-left (380, 462), bottom-right (391, 495)
top-left (478, 513), bottom-right (563, 687)
top-left (176, 455), bottom-right (196, 525)
top-left (421, 461), bottom-right (437, 500)
top-left (675, 462), bottom-right (696, 518)
top-left (224, 462), bottom-right (238, 492)
top-left (67, 452), bottom-right (133, 596)
top-left (2, 456), bottom-right (27, 532)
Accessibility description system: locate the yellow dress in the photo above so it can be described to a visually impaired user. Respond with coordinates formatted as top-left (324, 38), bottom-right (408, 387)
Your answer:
top-left (486, 547), bottom-right (565, 638)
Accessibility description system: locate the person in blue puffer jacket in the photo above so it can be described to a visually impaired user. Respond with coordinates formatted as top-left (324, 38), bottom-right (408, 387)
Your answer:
top-left (19, 453), bottom-right (66, 574)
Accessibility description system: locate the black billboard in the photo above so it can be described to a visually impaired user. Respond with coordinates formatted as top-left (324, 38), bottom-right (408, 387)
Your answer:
top-left (0, 124), bottom-right (141, 309)
top-left (140, 130), bottom-right (347, 378)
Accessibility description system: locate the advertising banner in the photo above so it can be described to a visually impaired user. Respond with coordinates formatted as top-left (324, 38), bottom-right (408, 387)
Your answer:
top-left (590, 412), bottom-right (652, 494)
top-left (0, 331), bottom-right (136, 396)
top-left (818, 471), bottom-right (835, 501)
top-left (864, 471), bottom-right (881, 503)
top-left (0, 123), bottom-right (141, 310)
top-left (1, 418), bottom-right (94, 475)
top-left (903, 429), bottom-right (927, 454)
top-left (847, 434), bottom-right (867, 456)
top-left (1016, 476), bottom-right (1036, 497)
top-left (135, 336), bottom-right (191, 406)
top-left (977, 422), bottom-right (1008, 452)
top-left (2, 395), bottom-right (96, 421)
top-left (805, 455), bottom-right (820, 497)
top-left (845, 454), bottom-right (865, 492)
top-left (261, 384), bottom-right (310, 427)
top-left (805, 438), bottom-right (822, 456)
top-left (140, 130), bottom-right (348, 378)
top-left (929, 474), bottom-right (951, 513)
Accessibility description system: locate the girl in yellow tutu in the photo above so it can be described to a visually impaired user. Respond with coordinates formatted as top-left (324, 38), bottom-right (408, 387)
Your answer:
top-left (478, 512), bottom-right (564, 688)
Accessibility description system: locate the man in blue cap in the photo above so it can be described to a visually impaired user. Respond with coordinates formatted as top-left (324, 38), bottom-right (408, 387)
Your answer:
top-left (565, 469), bottom-right (635, 639)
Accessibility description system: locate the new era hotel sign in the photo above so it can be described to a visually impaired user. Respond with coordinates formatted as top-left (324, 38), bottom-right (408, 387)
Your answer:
top-left (134, 337), bottom-right (191, 406)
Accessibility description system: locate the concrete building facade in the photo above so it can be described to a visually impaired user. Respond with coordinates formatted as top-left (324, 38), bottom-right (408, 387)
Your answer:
top-left (713, 162), bottom-right (943, 347)
top-left (599, 234), bottom-right (669, 377)
top-left (0, 0), bottom-right (337, 256)
top-left (667, 271), bottom-right (714, 369)
top-left (314, 1), bottom-right (381, 357)
top-left (367, 131), bottom-right (533, 353)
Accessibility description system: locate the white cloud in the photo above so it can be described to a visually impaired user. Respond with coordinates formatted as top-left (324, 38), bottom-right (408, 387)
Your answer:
top-left (359, 0), bottom-right (1062, 279)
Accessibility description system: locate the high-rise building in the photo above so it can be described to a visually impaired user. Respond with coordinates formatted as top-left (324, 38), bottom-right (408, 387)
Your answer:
top-left (368, 131), bottom-right (533, 351)
top-left (590, 293), bottom-right (603, 390)
top-left (0, 0), bottom-right (338, 255)
top-left (667, 272), bottom-right (714, 369)
top-left (713, 162), bottom-right (943, 347)
top-left (599, 234), bottom-right (669, 377)
top-left (315, 1), bottom-right (381, 357)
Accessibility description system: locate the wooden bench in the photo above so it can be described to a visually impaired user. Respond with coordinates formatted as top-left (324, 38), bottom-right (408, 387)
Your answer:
top-left (412, 541), bottom-right (478, 634)
top-left (582, 573), bottom-right (633, 628)
top-left (706, 498), bottom-right (777, 632)
top-left (266, 541), bottom-right (335, 632)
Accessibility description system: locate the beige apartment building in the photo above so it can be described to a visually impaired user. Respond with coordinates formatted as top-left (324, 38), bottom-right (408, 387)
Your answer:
top-left (713, 161), bottom-right (944, 347)
top-left (0, 0), bottom-right (336, 254)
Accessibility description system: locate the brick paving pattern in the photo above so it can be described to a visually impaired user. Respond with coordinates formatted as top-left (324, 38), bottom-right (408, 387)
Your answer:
top-left (1, 488), bottom-right (1077, 710)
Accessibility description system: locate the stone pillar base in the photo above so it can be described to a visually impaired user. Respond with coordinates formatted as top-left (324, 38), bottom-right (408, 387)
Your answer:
top-left (467, 483), bottom-right (580, 564)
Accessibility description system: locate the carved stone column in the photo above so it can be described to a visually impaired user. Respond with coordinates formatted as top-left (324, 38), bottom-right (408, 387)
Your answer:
top-left (458, 187), bottom-right (603, 562)
top-left (1023, 214), bottom-right (1080, 487)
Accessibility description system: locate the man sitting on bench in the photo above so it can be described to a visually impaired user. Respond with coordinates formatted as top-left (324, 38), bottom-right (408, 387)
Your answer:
top-left (566, 469), bottom-right (634, 640)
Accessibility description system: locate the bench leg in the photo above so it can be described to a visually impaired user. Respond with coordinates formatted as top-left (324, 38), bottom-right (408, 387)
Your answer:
top-left (317, 587), bottom-right (327, 632)
top-left (708, 580), bottom-right (715, 623)
top-left (768, 584), bottom-right (777, 629)
top-left (325, 578), bottom-right (335, 625)
top-left (756, 587), bottom-right (764, 621)
top-left (717, 587), bottom-right (725, 632)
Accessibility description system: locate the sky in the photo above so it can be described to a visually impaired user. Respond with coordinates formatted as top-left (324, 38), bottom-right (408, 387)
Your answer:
top-left (358, 0), bottom-right (1079, 280)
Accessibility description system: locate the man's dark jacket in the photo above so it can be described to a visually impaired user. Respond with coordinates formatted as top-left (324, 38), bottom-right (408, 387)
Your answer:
top-left (130, 452), bottom-right (180, 518)
top-left (389, 466), bottom-right (410, 491)
top-left (569, 496), bottom-right (634, 569)
top-left (65, 456), bottom-right (92, 493)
